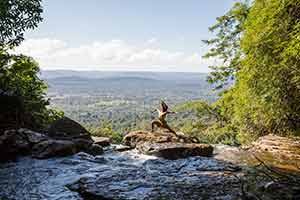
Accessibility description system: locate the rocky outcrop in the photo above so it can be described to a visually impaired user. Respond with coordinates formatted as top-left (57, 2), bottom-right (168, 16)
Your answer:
top-left (123, 130), bottom-right (213, 159)
top-left (123, 130), bottom-right (199, 147)
top-left (247, 134), bottom-right (300, 171)
top-left (0, 129), bottom-right (47, 161)
top-left (137, 142), bottom-right (213, 159)
top-left (47, 117), bottom-right (91, 139)
top-left (0, 117), bottom-right (104, 162)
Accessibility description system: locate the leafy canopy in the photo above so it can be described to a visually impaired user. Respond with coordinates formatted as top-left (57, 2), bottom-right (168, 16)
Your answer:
top-left (232, 0), bottom-right (300, 137)
top-left (0, 0), bottom-right (63, 128)
top-left (203, 1), bottom-right (249, 88)
top-left (0, 0), bottom-right (43, 47)
top-left (198, 0), bottom-right (300, 144)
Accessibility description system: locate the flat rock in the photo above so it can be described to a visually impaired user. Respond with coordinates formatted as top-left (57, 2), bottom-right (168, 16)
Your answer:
top-left (137, 142), bottom-right (213, 159)
top-left (247, 134), bottom-right (300, 171)
top-left (92, 136), bottom-right (111, 147)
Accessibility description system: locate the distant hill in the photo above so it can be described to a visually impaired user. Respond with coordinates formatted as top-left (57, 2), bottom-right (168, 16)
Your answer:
top-left (40, 70), bottom-right (208, 82)
top-left (43, 69), bottom-right (217, 130)
top-left (48, 75), bottom-right (157, 82)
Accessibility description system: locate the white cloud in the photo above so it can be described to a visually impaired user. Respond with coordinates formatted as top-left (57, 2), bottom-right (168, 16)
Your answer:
top-left (146, 38), bottom-right (157, 44)
top-left (14, 38), bottom-right (213, 72)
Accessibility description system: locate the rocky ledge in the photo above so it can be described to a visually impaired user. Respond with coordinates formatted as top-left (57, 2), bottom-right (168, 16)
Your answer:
top-left (123, 130), bottom-right (213, 159)
top-left (0, 117), bottom-right (110, 162)
top-left (247, 134), bottom-right (300, 171)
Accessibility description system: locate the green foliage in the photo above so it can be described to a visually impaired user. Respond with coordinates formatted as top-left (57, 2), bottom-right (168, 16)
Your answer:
top-left (203, 1), bottom-right (249, 88)
top-left (231, 0), bottom-right (300, 137)
top-left (0, 49), bottom-right (63, 127)
top-left (87, 121), bottom-right (123, 144)
top-left (201, 0), bottom-right (300, 143)
top-left (174, 101), bottom-right (240, 145)
top-left (0, 0), bottom-right (63, 128)
top-left (0, 0), bottom-right (43, 47)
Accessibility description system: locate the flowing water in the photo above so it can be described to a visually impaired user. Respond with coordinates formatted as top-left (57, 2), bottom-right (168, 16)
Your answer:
top-left (1, 144), bottom-right (298, 200)
top-left (0, 146), bottom-right (245, 200)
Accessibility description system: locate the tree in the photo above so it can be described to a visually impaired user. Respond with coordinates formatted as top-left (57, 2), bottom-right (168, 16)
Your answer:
top-left (0, 50), bottom-right (63, 128)
top-left (203, 0), bottom-right (300, 143)
top-left (0, 0), bottom-right (63, 129)
top-left (0, 0), bottom-right (43, 47)
top-left (232, 0), bottom-right (300, 137)
top-left (202, 1), bottom-right (249, 88)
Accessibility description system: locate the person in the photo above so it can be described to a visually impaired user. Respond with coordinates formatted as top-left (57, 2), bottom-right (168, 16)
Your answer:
top-left (151, 100), bottom-right (177, 136)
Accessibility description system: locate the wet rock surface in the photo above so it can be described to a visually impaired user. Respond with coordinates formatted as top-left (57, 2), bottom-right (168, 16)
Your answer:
top-left (1, 128), bottom-right (300, 199)
top-left (1, 143), bottom-right (300, 200)
top-left (0, 148), bottom-right (244, 200)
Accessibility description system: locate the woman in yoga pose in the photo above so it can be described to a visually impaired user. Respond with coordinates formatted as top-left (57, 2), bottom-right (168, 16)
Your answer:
top-left (151, 100), bottom-right (177, 136)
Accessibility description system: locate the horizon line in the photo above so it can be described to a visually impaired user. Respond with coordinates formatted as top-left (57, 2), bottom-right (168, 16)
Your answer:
top-left (40, 69), bottom-right (210, 74)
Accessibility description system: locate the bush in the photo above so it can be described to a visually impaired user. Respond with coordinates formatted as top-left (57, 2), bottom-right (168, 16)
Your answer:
top-left (174, 100), bottom-right (240, 145)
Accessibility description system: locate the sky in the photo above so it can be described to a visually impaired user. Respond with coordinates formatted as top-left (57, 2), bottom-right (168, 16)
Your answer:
top-left (16, 0), bottom-right (237, 72)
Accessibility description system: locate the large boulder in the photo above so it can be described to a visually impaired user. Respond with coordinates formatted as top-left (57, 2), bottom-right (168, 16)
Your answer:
top-left (48, 117), bottom-right (91, 139)
top-left (0, 127), bottom-right (102, 161)
top-left (0, 129), bottom-right (48, 162)
top-left (137, 142), bottom-right (213, 159)
top-left (123, 130), bottom-right (198, 148)
top-left (47, 117), bottom-right (97, 155)
top-left (123, 130), bottom-right (212, 159)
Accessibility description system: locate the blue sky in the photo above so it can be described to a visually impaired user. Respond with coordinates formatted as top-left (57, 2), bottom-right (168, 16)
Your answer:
top-left (17, 0), bottom-right (237, 72)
